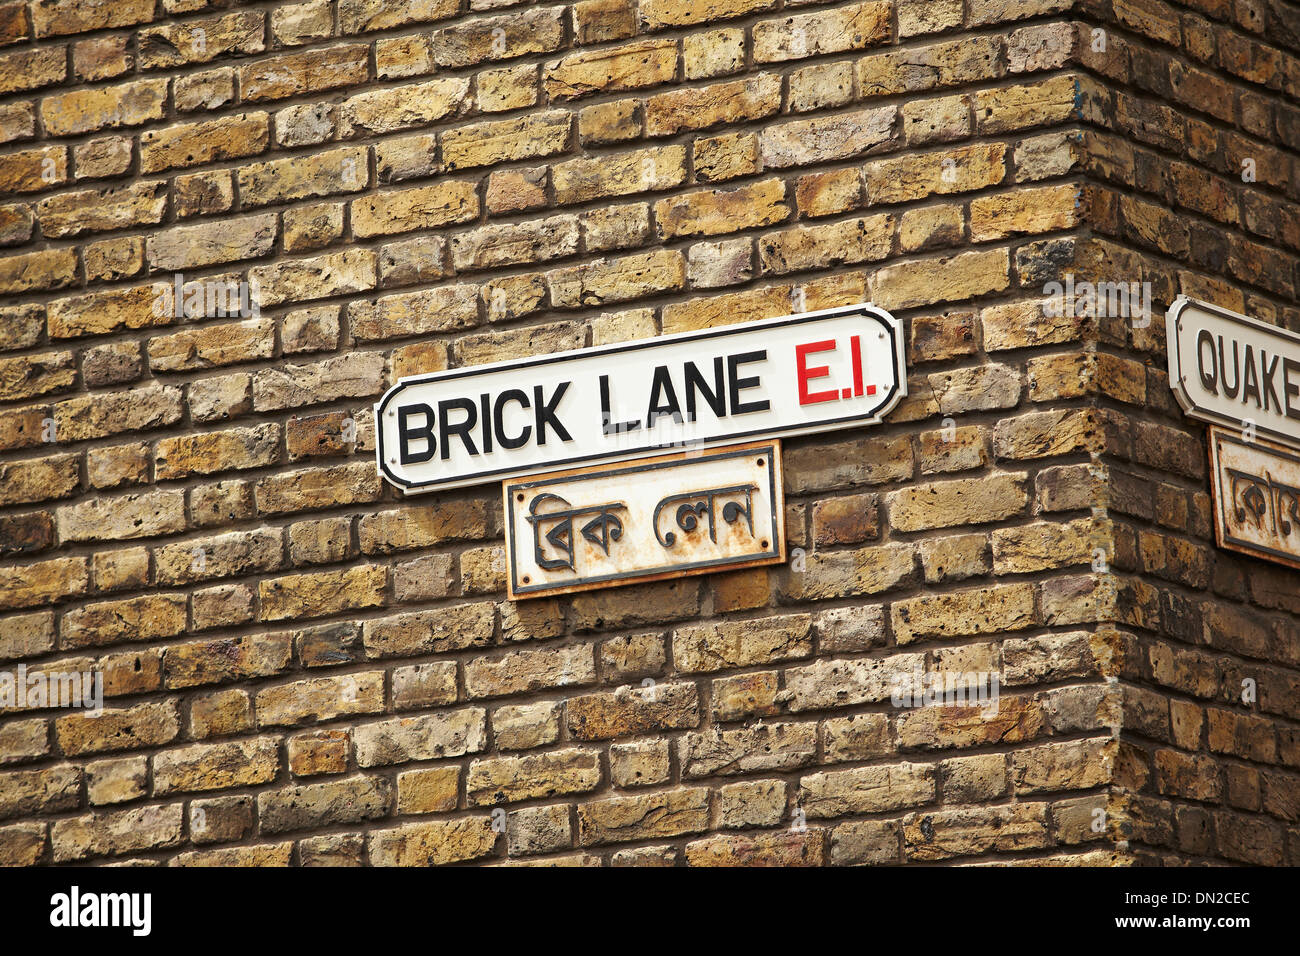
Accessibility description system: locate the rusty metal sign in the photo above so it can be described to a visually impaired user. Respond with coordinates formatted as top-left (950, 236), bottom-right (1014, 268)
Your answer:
top-left (503, 441), bottom-right (784, 600)
top-left (1209, 426), bottom-right (1300, 570)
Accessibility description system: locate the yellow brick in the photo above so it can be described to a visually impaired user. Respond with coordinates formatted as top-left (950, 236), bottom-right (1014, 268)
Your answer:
top-left (865, 142), bottom-right (1006, 204)
top-left (655, 179), bottom-right (788, 239)
top-left (969, 183), bottom-right (1082, 241)
top-left (545, 39), bottom-right (677, 101)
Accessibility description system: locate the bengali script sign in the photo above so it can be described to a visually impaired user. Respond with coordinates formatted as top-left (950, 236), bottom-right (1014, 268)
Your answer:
top-left (503, 441), bottom-right (784, 599)
top-left (1209, 426), bottom-right (1300, 570)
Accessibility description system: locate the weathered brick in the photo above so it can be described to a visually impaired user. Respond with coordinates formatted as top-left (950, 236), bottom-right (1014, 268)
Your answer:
top-left (369, 817), bottom-right (497, 866)
top-left (37, 182), bottom-right (167, 238)
top-left (0, 247), bottom-right (77, 294)
top-left (46, 283), bottom-right (164, 339)
top-left (893, 583), bottom-right (1037, 644)
top-left (154, 424), bottom-right (278, 482)
top-left (190, 690), bottom-right (253, 739)
top-left (687, 829), bottom-right (825, 866)
top-left (191, 584), bottom-right (255, 631)
top-left (154, 737), bottom-right (279, 795)
top-left (339, 77), bottom-right (469, 137)
top-left (760, 214), bottom-right (893, 274)
top-left (255, 359), bottom-right (379, 421)
top-left (354, 709), bottom-right (487, 767)
top-left (240, 45), bottom-right (370, 103)
top-left (0, 765), bottom-right (80, 821)
top-left (0, 512), bottom-right (54, 559)
top-left (433, 7), bottom-right (564, 67)
top-left (41, 79), bottom-right (166, 137)
top-left (761, 106), bottom-right (896, 168)
top-left (545, 39), bottom-right (677, 101)
top-left (905, 804), bottom-right (1050, 861)
top-left (147, 218), bottom-right (276, 274)
top-left (239, 146), bottom-right (369, 209)
top-left (0, 557), bottom-right (88, 611)
top-left (452, 216), bottom-right (580, 272)
top-left (57, 489), bottom-right (186, 544)
top-left (647, 73), bottom-right (781, 136)
top-left (85, 757), bottom-right (146, 806)
top-left (62, 594), bottom-right (187, 649)
top-left (578, 99), bottom-right (641, 146)
top-left (259, 565), bottom-right (387, 622)
top-left (774, 542), bottom-right (918, 602)
top-left (441, 111), bottom-right (571, 171)
top-left (640, 0), bottom-right (772, 29)
top-left (673, 615), bottom-right (811, 673)
top-left (391, 661), bottom-right (457, 710)
top-left (863, 36), bottom-right (1001, 98)
top-left (577, 788), bottom-right (710, 846)
top-left (465, 645), bottom-right (595, 698)
top-left (784, 652), bottom-right (924, 713)
top-left (866, 142), bottom-right (1005, 204)
top-left (52, 804), bottom-right (183, 863)
top-left (363, 602), bottom-right (495, 659)
top-left (0, 453), bottom-right (79, 509)
top-left (140, 113), bottom-right (268, 174)
top-left (548, 249), bottom-right (685, 309)
top-left (164, 633), bottom-right (292, 690)
top-left (800, 763), bottom-right (935, 818)
top-left (656, 179), bottom-right (788, 239)
top-left (256, 672), bottom-right (385, 727)
top-left (554, 145), bottom-right (686, 205)
top-left (679, 723), bottom-right (817, 777)
top-left (31, 0), bottom-right (154, 38)
top-left (493, 701), bottom-right (562, 752)
top-left (753, 2), bottom-right (891, 62)
top-left (396, 766), bottom-right (459, 814)
top-left (259, 775), bottom-right (390, 833)
top-left (466, 748), bottom-right (602, 806)
top-left (56, 701), bottom-right (179, 757)
top-left (189, 794), bottom-right (253, 844)
top-left (171, 842), bottom-right (293, 866)
top-left (566, 683), bottom-right (699, 740)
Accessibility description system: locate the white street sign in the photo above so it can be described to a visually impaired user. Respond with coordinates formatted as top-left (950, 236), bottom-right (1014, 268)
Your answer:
top-left (1167, 295), bottom-right (1300, 447)
top-left (374, 302), bottom-right (905, 493)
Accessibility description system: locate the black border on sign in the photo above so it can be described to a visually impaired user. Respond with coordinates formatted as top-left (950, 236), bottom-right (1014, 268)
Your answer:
top-left (1167, 294), bottom-right (1300, 448)
top-left (503, 443), bottom-right (782, 597)
top-left (372, 302), bottom-right (904, 492)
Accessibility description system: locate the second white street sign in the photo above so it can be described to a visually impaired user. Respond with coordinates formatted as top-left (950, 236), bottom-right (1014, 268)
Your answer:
top-left (1167, 295), bottom-right (1300, 446)
top-left (374, 302), bottom-right (906, 493)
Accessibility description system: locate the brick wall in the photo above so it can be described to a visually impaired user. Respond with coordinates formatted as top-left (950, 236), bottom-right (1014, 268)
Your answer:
top-left (0, 0), bottom-right (1295, 866)
top-left (1066, 0), bottom-right (1300, 865)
